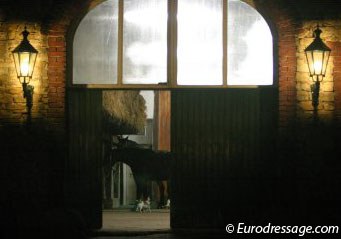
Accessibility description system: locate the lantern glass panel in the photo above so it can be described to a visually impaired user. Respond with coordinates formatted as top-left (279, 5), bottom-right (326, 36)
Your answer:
top-left (19, 52), bottom-right (30, 77)
top-left (322, 50), bottom-right (330, 76)
top-left (13, 51), bottom-right (37, 78)
top-left (29, 52), bottom-right (37, 77)
top-left (313, 50), bottom-right (323, 75)
top-left (13, 52), bottom-right (20, 78)
top-left (306, 51), bottom-right (314, 76)
top-left (306, 50), bottom-right (330, 77)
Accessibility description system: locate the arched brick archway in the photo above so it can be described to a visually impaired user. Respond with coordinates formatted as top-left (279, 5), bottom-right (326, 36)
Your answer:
top-left (44, 0), bottom-right (341, 230)
top-left (45, 0), bottom-right (287, 229)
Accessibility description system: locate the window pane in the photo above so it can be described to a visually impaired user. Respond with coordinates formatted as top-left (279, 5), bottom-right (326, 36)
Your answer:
top-left (123, 0), bottom-right (167, 84)
top-left (73, 0), bottom-right (118, 84)
top-left (228, 0), bottom-right (273, 85)
top-left (177, 0), bottom-right (223, 85)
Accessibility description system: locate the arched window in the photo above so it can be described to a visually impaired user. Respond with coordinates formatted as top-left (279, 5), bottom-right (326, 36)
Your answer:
top-left (73, 0), bottom-right (119, 85)
top-left (73, 0), bottom-right (273, 87)
top-left (227, 0), bottom-right (273, 85)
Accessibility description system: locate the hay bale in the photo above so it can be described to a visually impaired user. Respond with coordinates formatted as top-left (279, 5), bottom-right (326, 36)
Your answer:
top-left (103, 91), bottom-right (147, 134)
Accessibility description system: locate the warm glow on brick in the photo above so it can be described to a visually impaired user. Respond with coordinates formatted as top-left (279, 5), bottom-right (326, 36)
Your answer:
top-left (0, 23), bottom-right (48, 124)
top-left (297, 22), bottom-right (335, 121)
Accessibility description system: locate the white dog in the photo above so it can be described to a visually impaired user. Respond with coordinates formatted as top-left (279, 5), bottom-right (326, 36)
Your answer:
top-left (164, 199), bottom-right (170, 209)
top-left (136, 197), bottom-right (151, 213)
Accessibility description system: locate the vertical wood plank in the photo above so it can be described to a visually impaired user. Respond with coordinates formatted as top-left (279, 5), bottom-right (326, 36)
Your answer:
top-left (171, 88), bottom-right (277, 228)
top-left (66, 89), bottom-right (103, 229)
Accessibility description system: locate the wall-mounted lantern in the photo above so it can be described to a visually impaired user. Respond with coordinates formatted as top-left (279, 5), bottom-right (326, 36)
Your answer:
top-left (304, 26), bottom-right (331, 120)
top-left (12, 27), bottom-right (38, 125)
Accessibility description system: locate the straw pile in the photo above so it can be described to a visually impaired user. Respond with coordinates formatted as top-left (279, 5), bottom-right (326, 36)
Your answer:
top-left (103, 90), bottom-right (147, 134)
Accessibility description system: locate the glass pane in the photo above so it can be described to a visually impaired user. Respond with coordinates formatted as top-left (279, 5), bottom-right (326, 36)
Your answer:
top-left (13, 53), bottom-right (20, 77)
top-left (19, 52), bottom-right (30, 77)
top-left (322, 51), bottom-right (330, 76)
top-left (29, 52), bottom-right (38, 77)
top-left (73, 0), bottom-right (118, 84)
top-left (177, 0), bottom-right (223, 85)
top-left (313, 51), bottom-right (324, 75)
top-left (305, 51), bottom-right (314, 76)
top-left (123, 0), bottom-right (167, 84)
top-left (228, 0), bottom-right (273, 85)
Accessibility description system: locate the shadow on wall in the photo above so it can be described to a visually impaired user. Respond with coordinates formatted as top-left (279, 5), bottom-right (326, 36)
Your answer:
top-left (0, 123), bottom-right (88, 238)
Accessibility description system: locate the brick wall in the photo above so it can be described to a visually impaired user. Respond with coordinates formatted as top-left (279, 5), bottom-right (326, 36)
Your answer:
top-left (253, 1), bottom-right (341, 225)
top-left (0, 4), bottom-right (73, 236)
top-left (47, 24), bottom-right (66, 128)
top-left (0, 0), bottom-right (90, 131)
top-left (331, 41), bottom-right (341, 124)
top-left (256, 0), bottom-right (341, 130)
top-left (254, 0), bottom-right (298, 132)
top-left (44, 0), bottom-right (97, 129)
top-left (277, 18), bottom-right (298, 129)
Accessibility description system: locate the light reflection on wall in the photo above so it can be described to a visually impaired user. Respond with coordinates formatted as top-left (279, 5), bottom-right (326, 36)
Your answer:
top-left (4, 24), bottom-right (47, 123)
top-left (297, 22), bottom-right (335, 121)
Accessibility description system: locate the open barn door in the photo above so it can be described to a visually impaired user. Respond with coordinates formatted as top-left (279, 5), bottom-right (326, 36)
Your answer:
top-left (66, 89), bottom-right (103, 229)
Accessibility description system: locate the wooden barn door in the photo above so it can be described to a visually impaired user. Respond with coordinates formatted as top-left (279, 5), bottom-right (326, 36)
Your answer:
top-left (171, 88), bottom-right (277, 228)
top-left (66, 89), bottom-right (103, 229)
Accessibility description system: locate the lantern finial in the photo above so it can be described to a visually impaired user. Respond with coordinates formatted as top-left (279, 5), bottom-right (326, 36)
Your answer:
top-left (313, 25), bottom-right (321, 38)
